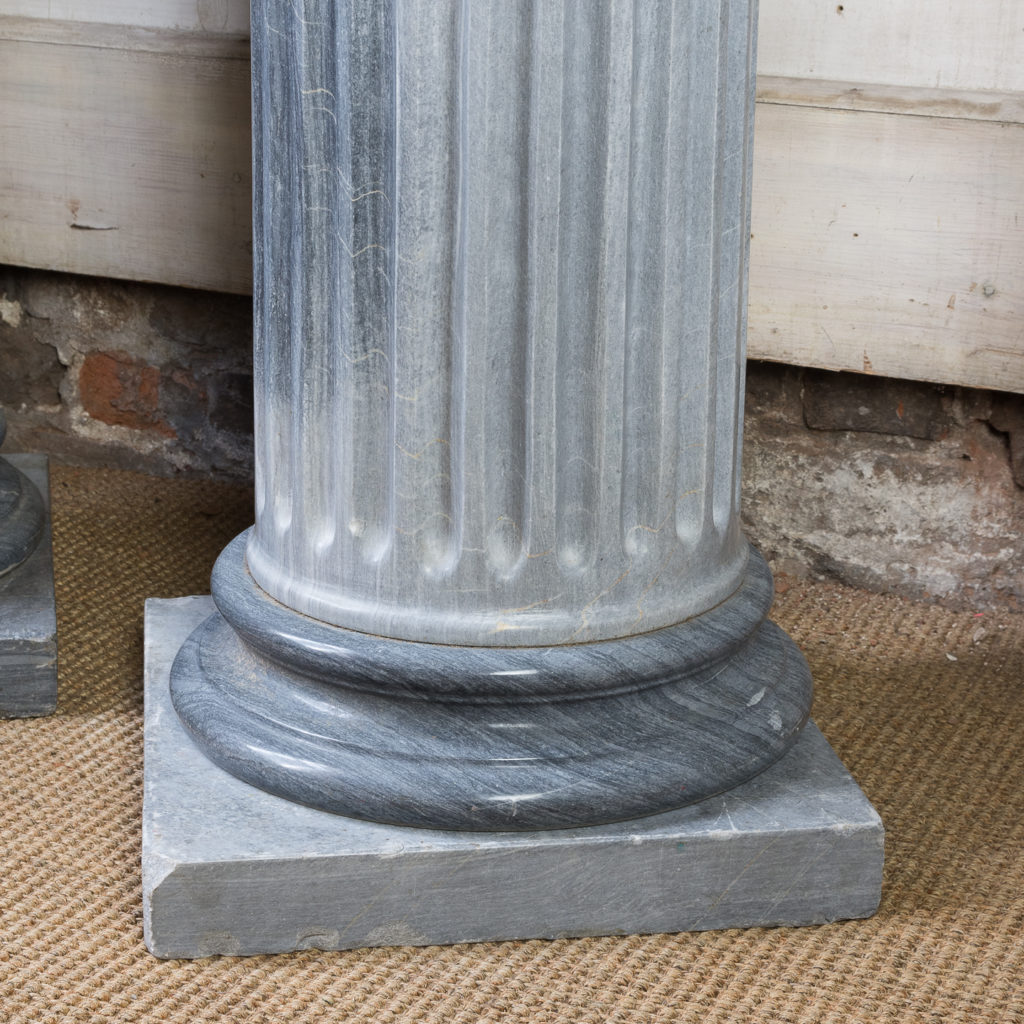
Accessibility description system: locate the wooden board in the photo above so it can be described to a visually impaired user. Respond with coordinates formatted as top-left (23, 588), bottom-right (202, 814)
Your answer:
top-left (748, 103), bottom-right (1024, 393)
top-left (0, 23), bottom-right (253, 294)
top-left (757, 75), bottom-right (1024, 126)
top-left (758, 0), bottom-right (1024, 94)
top-left (0, 0), bottom-right (250, 34)
top-left (0, 14), bottom-right (1021, 392)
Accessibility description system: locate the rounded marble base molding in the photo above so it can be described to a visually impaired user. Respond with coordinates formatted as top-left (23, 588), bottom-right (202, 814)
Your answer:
top-left (169, 533), bottom-right (813, 831)
top-left (0, 456), bottom-right (46, 579)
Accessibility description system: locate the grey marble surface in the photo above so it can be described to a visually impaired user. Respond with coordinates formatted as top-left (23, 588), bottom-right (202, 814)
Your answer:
top-left (168, 0), bottom-right (815, 834)
top-left (0, 455), bottom-right (58, 717)
top-left (146, 597), bottom-right (883, 959)
top-left (247, 0), bottom-right (758, 647)
top-left (170, 537), bottom-right (812, 830)
top-left (0, 408), bottom-right (46, 578)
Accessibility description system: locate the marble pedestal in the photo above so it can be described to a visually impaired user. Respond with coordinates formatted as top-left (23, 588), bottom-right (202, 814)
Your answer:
top-left (146, 0), bottom-right (882, 956)
top-left (144, 598), bottom-right (883, 959)
top-left (0, 454), bottom-right (57, 717)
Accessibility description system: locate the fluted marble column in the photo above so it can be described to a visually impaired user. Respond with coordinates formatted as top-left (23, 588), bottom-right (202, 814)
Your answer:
top-left (170, 0), bottom-right (813, 830)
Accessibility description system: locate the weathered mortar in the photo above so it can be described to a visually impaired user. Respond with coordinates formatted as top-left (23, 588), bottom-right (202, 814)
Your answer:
top-left (742, 364), bottom-right (1023, 611)
top-left (0, 266), bottom-right (253, 479)
top-left (1, 265), bottom-right (1021, 609)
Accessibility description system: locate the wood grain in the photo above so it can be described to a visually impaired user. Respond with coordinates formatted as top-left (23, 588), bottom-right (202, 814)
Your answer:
top-left (749, 103), bottom-right (1024, 392)
top-left (0, 11), bottom-right (1021, 392)
top-left (0, 0), bottom-right (250, 35)
top-left (758, 0), bottom-right (1024, 93)
top-left (0, 22), bottom-right (252, 294)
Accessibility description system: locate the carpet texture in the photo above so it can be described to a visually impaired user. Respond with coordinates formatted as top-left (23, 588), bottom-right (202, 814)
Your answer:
top-left (1, 463), bottom-right (1021, 1023)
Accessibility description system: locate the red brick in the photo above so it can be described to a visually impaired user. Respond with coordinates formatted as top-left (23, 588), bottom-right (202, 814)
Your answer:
top-left (79, 351), bottom-right (176, 437)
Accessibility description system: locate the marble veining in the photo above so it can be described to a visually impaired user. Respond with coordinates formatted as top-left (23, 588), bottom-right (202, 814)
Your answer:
top-left (170, 538), bottom-right (812, 830)
top-left (0, 453), bottom-right (58, 718)
top-left (148, 598), bottom-right (883, 958)
top-left (246, 0), bottom-right (758, 647)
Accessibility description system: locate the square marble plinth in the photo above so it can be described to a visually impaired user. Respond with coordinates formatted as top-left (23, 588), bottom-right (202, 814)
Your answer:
top-left (1, 455), bottom-right (57, 718)
top-left (143, 597), bottom-right (884, 959)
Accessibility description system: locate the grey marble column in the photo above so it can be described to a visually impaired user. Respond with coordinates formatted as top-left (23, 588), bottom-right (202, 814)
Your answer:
top-left (170, 0), bottom-right (813, 830)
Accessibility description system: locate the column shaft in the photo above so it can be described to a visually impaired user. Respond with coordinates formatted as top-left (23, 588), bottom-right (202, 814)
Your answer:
top-left (246, 0), bottom-right (756, 646)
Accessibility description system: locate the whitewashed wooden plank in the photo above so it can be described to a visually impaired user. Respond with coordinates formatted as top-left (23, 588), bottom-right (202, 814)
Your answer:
top-left (0, 14), bottom-right (249, 55)
top-left (1, 20), bottom-right (1022, 392)
top-left (758, 0), bottom-right (1024, 94)
top-left (0, 0), bottom-right (249, 35)
top-left (748, 104), bottom-right (1024, 393)
top-left (0, 31), bottom-right (252, 294)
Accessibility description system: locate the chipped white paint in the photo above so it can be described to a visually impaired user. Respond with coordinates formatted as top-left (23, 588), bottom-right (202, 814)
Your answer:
top-left (0, 297), bottom-right (25, 329)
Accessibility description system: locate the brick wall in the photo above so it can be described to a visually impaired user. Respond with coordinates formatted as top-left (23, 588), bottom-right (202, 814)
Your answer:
top-left (0, 266), bottom-right (253, 479)
top-left (742, 363), bottom-right (1023, 610)
top-left (1, 264), bottom-right (1021, 609)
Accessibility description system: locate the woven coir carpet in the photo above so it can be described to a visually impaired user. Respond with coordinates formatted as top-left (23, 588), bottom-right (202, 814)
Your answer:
top-left (1, 463), bottom-right (1022, 1023)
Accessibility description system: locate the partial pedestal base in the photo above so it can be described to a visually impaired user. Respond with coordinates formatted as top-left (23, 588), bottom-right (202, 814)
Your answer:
top-left (0, 455), bottom-right (57, 718)
top-left (144, 597), bottom-right (883, 959)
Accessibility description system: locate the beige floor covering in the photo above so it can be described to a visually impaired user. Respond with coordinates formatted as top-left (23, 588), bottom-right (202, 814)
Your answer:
top-left (0, 463), bottom-right (1022, 1023)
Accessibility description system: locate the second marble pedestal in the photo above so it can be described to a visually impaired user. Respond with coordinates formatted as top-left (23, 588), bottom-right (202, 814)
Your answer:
top-left (144, 598), bottom-right (884, 959)
top-left (0, 454), bottom-right (58, 717)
